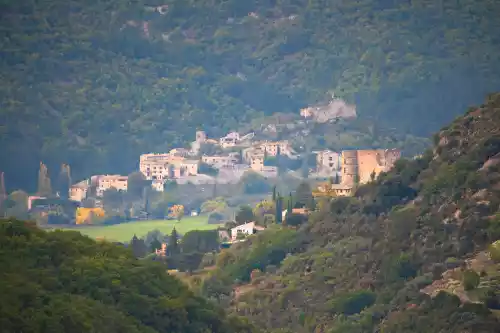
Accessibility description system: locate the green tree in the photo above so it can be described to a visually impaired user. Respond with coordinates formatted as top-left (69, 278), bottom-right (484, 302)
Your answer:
top-left (235, 205), bottom-right (255, 224)
top-left (0, 218), bottom-right (255, 333)
top-left (0, 171), bottom-right (6, 216)
top-left (201, 197), bottom-right (228, 214)
top-left (275, 195), bottom-right (283, 224)
top-left (163, 180), bottom-right (178, 192)
top-left (102, 188), bottom-right (124, 213)
top-left (4, 190), bottom-right (29, 220)
top-left (285, 213), bottom-right (306, 227)
top-left (144, 229), bottom-right (166, 248)
top-left (127, 172), bottom-right (149, 199)
top-left (168, 228), bottom-right (180, 255)
top-left (329, 291), bottom-right (376, 315)
top-left (295, 182), bottom-right (315, 210)
top-left (150, 238), bottom-right (162, 253)
top-left (130, 234), bottom-right (148, 258)
top-left (239, 171), bottom-right (271, 194)
top-left (181, 230), bottom-right (219, 253)
top-left (462, 270), bottom-right (480, 290)
top-left (198, 162), bottom-right (219, 176)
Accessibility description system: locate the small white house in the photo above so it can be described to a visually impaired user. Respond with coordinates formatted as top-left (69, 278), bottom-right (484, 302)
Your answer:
top-left (231, 222), bottom-right (255, 241)
top-left (230, 222), bottom-right (265, 241)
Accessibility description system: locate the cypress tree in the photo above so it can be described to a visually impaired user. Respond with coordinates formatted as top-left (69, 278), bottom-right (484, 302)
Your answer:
top-left (0, 171), bottom-right (6, 204)
top-left (276, 145), bottom-right (282, 175)
top-left (0, 171), bottom-right (6, 217)
top-left (275, 194), bottom-right (283, 224)
top-left (168, 228), bottom-right (180, 255)
top-left (37, 162), bottom-right (52, 197)
top-left (131, 234), bottom-right (148, 258)
top-left (56, 164), bottom-right (71, 198)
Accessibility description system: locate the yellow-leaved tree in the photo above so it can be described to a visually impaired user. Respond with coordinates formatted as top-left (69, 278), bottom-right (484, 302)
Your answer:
top-left (169, 204), bottom-right (184, 221)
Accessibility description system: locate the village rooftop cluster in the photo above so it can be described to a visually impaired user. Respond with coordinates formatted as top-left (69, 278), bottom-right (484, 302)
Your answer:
top-left (68, 128), bottom-right (401, 202)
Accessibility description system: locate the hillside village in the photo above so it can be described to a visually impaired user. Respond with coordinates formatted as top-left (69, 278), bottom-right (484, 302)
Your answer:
top-left (68, 127), bottom-right (401, 203)
top-left (67, 98), bottom-right (399, 205)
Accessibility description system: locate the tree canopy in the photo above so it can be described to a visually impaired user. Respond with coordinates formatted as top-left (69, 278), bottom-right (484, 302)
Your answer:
top-left (2, 0), bottom-right (500, 191)
top-left (0, 218), bottom-right (256, 333)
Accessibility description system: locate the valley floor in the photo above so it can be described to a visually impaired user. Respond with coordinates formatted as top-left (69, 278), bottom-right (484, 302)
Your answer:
top-left (48, 216), bottom-right (222, 242)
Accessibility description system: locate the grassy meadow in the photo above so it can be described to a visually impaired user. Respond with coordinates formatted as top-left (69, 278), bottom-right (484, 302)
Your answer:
top-left (59, 216), bottom-right (221, 242)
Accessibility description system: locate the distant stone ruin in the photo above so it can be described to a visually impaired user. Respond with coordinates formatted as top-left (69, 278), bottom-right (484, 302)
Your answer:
top-left (300, 96), bottom-right (357, 123)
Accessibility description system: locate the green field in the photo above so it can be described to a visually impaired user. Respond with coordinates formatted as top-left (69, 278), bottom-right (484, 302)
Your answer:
top-left (58, 216), bottom-right (221, 242)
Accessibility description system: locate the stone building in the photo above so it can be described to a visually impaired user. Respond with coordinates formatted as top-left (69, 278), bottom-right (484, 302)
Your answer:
top-left (219, 132), bottom-right (240, 148)
top-left (313, 148), bottom-right (401, 198)
top-left (201, 155), bottom-right (239, 169)
top-left (257, 140), bottom-right (294, 157)
top-left (139, 153), bottom-right (198, 182)
top-left (250, 152), bottom-right (265, 171)
top-left (341, 149), bottom-right (401, 185)
top-left (93, 175), bottom-right (128, 197)
top-left (190, 130), bottom-right (207, 155)
top-left (316, 150), bottom-right (341, 175)
top-left (300, 98), bottom-right (357, 123)
top-left (69, 180), bottom-right (89, 202)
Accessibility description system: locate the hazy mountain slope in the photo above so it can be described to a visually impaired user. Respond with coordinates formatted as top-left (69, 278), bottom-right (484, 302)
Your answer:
top-left (199, 92), bottom-right (500, 333)
top-left (1, 0), bottom-right (499, 190)
top-left (0, 218), bottom-right (257, 333)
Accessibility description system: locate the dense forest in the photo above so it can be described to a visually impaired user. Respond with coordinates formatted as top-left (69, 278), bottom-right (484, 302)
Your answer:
top-left (190, 92), bottom-right (500, 332)
top-left (0, 218), bottom-right (257, 333)
top-left (1, 0), bottom-right (500, 191)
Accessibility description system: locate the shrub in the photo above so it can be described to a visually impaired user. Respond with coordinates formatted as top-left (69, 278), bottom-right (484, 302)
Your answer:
top-left (329, 290), bottom-right (376, 315)
top-left (285, 213), bottom-right (307, 226)
top-left (462, 269), bottom-right (480, 290)
top-left (385, 253), bottom-right (418, 281)
top-left (489, 241), bottom-right (500, 263)
top-left (208, 212), bottom-right (225, 224)
top-left (445, 257), bottom-right (463, 269)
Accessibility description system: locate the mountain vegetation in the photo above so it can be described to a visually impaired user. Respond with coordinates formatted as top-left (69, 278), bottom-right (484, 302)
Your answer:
top-left (0, 218), bottom-right (257, 333)
top-left (2, 0), bottom-right (500, 191)
top-left (189, 92), bottom-right (500, 332)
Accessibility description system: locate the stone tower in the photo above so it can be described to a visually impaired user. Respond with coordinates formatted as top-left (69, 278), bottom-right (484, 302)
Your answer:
top-left (196, 130), bottom-right (207, 143)
top-left (341, 150), bottom-right (359, 185)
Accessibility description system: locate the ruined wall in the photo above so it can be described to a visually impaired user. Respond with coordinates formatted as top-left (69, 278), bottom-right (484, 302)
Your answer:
top-left (356, 149), bottom-right (401, 184)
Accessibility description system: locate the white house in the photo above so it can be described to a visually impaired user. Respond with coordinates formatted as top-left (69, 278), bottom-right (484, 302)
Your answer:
top-left (230, 222), bottom-right (265, 241)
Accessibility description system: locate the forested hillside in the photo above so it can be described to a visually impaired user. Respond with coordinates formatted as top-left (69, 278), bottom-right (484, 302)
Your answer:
top-left (1, 0), bottom-right (500, 191)
top-left (0, 218), bottom-right (256, 333)
top-left (196, 92), bottom-right (500, 332)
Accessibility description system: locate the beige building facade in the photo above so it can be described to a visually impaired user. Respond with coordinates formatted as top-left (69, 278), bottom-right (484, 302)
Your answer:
top-left (69, 180), bottom-right (89, 202)
top-left (140, 153), bottom-right (198, 182)
top-left (93, 175), bottom-right (128, 197)
top-left (201, 155), bottom-right (238, 169)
